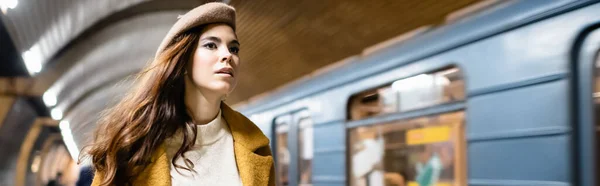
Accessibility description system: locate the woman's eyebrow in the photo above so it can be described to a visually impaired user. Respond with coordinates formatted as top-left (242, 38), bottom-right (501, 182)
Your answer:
top-left (200, 36), bottom-right (221, 43)
top-left (201, 36), bottom-right (239, 46)
top-left (231, 40), bottom-right (240, 46)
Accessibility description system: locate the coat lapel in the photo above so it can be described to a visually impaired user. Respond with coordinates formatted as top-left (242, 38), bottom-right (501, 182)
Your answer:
top-left (132, 144), bottom-right (172, 186)
top-left (222, 103), bottom-right (275, 186)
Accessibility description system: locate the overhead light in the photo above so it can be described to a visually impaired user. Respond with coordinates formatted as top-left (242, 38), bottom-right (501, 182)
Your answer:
top-left (437, 68), bottom-right (459, 76)
top-left (5, 0), bottom-right (18, 9)
top-left (0, 0), bottom-right (18, 9)
top-left (59, 121), bottom-right (80, 160)
top-left (30, 154), bottom-right (41, 173)
top-left (22, 45), bottom-right (43, 75)
top-left (59, 120), bottom-right (70, 131)
top-left (51, 108), bottom-right (63, 120)
top-left (391, 74), bottom-right (430, 92)
top-left (43, 90), bottom-right (57, 107)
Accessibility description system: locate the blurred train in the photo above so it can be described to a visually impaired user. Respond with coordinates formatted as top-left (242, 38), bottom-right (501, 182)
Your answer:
top-left (235, 1), bottom-right (600, 186)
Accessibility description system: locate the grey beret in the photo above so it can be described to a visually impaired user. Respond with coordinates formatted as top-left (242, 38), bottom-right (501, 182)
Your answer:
top-left (155, 2), bottom-right (236, 58)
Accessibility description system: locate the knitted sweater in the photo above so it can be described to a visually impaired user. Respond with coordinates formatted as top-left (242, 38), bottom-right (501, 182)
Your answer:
top-left (165, 109), bottom-right (243, 186)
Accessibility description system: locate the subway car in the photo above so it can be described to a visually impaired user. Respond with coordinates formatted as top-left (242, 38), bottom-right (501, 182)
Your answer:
top-left (236, 1), bottom-right (600, 186)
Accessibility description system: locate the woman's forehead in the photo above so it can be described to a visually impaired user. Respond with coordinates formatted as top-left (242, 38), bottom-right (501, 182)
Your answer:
top-left (200, 24), bottom-right (237, 40)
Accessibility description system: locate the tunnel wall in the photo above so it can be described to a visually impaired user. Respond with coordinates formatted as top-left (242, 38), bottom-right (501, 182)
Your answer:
top-left (0, 97), bottom-right (38, 186)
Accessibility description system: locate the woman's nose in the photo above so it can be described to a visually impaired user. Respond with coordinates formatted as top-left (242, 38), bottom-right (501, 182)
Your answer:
top-left (219, 48), bottom-right (232, 62)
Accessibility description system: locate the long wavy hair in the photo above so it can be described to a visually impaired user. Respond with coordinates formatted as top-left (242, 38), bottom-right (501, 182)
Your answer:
top-left (84, 26), bottom-right (206, 185)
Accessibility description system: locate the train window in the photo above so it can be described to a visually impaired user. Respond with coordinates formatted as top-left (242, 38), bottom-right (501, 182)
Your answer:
top-left (275, 115), bottom-right (291, 186)
top-left (347, 66), bottom-right (466, 186)
top-left (297, 113), bottom-right (314, 186)
top-left (274, 110), bottom-right (314, 186)
top-left (348, 67), bottom-right (464, 121)
top-left (348, 111), bottom-right (466, 186)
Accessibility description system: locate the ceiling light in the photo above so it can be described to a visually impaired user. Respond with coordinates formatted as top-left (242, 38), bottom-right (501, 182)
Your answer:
top-left (30, 154), bottom-right (41, 173)
top-left (0, 0), bottom-right (18, 9)
top-left (22, 45), bottom-right (43, 75)
top-left (43, 90), bottom-right (57, 107)
top-left (51, 108), bottom-right (63, 120)
top-left (59, 120), bottom-right (69, 131)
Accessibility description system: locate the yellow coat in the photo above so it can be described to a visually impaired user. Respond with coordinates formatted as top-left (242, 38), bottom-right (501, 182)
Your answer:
top-left (91, 103), bottom-right (275, 186)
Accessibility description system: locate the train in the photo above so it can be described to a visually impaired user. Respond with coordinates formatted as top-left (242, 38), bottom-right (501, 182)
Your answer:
top-left (235, 1), bottom-right (600, 186)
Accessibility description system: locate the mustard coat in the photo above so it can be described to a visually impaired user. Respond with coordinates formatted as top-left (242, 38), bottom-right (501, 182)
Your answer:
top-left (91, 103), bottom-right (275, 186)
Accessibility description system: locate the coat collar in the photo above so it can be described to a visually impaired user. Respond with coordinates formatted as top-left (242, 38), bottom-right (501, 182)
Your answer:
top-left (106, 103), bottom-right (274, 186)
top-left (221, 102), bottom-right (274, 186)
top-left (221, 102), bottom-right (270, 152)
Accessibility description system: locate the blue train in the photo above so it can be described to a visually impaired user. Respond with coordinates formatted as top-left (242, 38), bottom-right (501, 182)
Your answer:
top-left (236, 1), bottom-right (600, 186)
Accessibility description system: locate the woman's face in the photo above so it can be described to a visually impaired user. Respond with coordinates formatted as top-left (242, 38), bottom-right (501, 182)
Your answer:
top-left (186, 23), bottom-right (240, 96)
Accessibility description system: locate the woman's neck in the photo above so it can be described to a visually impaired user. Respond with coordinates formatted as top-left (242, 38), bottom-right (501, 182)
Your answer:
top-left (184, 78), bottom-right (222, 125)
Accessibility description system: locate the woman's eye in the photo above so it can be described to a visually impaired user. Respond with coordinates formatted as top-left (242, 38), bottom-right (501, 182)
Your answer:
top-left (229, 47), bottom-right (240, 54)
top-left (203, 43), bottom-right (217, 49)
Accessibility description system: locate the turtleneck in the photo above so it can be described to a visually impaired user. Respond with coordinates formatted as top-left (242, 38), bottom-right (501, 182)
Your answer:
top-left (165, 109), bottom-right (243, 186)
top-left (194, 109), bottom-right (227, 145)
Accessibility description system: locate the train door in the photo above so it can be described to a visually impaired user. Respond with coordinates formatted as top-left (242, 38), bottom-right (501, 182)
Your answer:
top-left (274, 110), bottom-right (314, 186)
top-left (346, 67), bottom-right (467, 186)
top-left (575, 27), bottom-right (600, 186)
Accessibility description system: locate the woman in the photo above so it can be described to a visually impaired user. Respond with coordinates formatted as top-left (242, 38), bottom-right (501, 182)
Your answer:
top-left (85, 3), bottom-right (274, 186)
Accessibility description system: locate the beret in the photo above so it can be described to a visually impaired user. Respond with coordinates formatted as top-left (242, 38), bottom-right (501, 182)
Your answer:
top-left (155, 2), bottom-right (236, 58)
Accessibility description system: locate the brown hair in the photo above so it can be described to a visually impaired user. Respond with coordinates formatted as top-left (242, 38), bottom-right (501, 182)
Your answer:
top-left (84, 26), bottom-right (205, 185)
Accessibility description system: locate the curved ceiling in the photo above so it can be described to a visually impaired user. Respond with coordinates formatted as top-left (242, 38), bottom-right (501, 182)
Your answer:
top-left (1, 0), bottom-right (481, 147)
top-left (2, 0), bottom-right (149, 68)
top-left (51, 11), bottom-right (185, 116)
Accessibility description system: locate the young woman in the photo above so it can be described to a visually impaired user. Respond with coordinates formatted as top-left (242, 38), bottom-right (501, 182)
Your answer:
top-left (85, 3), bottom-right (274, 186)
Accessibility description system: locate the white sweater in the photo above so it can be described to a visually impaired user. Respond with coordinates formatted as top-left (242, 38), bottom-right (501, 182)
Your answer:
top-left (165, 109), bottom-right (243, 186)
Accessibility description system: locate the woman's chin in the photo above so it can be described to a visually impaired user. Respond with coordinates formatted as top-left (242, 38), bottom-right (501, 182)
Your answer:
top-left (209, 82), bottom-right (235, 95)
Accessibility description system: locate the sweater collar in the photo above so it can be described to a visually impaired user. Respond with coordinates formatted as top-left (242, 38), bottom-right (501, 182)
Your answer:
top-left (194, 108), bottom-right (227, 145)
